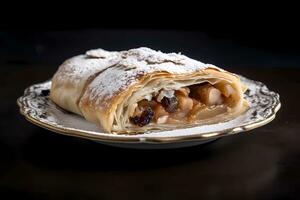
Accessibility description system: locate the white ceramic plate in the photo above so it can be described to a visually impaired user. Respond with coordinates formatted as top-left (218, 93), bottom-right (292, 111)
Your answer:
top-left (17, 76), bottom-right (280, 149)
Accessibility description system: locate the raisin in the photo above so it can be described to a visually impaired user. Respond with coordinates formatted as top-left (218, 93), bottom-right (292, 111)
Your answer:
top-left (161, 96), bottom-right (178, 113)
top-left (130, 107), bottom-right (154, 127)
top-left (130, 116), bottom-right (141, 125)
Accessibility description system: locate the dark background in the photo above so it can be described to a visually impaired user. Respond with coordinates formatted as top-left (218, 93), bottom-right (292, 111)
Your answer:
top-left (2, 28), bottom-right (300, 68)
top-left (1, 5), bottom-right (300, 200)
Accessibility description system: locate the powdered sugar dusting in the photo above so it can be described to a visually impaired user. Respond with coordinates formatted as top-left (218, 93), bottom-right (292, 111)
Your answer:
top-left (86, 48), bottom-right (119, 58)
top-left (82, 47), bottom-right (221, 104)
top-left (53, 49), bottom-right (121, 85)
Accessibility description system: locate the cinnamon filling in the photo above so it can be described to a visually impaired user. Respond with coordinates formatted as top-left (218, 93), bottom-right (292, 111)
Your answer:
top-left (130, 82), bottom-right (235, 127)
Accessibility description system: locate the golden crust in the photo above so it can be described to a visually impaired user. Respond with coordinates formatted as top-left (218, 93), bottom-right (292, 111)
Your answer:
top-left (50, 48), bottom-right (248, 133)
top-left (79, 68), bottom-right (246, 133)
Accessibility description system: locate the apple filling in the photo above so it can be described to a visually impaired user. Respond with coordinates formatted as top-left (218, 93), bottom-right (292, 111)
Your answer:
top-left (130, 82), bottom-right (236, 127)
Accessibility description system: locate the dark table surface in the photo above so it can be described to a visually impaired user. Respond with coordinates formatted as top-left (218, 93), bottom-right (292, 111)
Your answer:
top-left (0, 64), bottom-right (299, 200)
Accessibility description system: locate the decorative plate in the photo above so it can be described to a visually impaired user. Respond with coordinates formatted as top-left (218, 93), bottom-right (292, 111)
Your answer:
top-left (17, 76), bottom-right (280, 149)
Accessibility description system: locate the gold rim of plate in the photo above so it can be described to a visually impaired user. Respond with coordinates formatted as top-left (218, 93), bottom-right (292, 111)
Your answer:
top-left (17, 79), bottom-right (281, 144)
